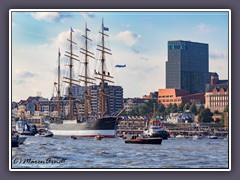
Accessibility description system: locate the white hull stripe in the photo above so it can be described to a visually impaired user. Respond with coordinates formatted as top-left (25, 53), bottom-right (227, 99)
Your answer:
top-left (50, 130), bottom-right (116, 137)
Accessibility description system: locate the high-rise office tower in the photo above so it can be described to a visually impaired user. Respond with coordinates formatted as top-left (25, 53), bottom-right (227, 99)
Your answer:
top-left (166, 40), bottom-right (210, 94)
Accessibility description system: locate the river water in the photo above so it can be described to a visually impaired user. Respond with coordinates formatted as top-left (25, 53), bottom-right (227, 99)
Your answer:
top-left (11, 136), bottom-right (229, 169)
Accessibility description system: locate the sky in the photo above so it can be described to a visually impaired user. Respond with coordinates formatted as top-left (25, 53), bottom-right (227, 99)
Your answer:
top-left (11, 10), bottom-right (229, 102)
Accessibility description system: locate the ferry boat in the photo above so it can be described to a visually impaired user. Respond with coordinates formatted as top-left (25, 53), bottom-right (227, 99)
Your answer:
top-left (46, 19), bottom-right (124, 138)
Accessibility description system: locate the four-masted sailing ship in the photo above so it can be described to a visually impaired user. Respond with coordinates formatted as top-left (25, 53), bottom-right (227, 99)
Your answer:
top-left (47, 20), bottom-right (124, 138)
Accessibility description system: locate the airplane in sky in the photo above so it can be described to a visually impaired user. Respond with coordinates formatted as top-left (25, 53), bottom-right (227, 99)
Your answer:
top-left (115, 64), bottom-right (126, 68)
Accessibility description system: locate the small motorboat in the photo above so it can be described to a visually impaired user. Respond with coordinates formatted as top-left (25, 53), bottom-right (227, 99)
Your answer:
top-left (11, 131), bottom-right (27, 147)
top-left (192, 135), bottom-right (202, 140)
top-left (207, 135), bottom-right (218, 139)
top-left (125, 137), bottom-right (162, 145)
top-left (118, 134), bottom-right (127, 140)
top-left (70, 135), bottom-right (77, 139)
top-left (95, 134), bottom-right (103, 140)
top-left (119, 136), bottom-right (127, 140)
top-left (35, 129), bottom-right (53, 137)
top-left (18, 136), bottom-right (27, 144)
top-left (175, 134), bottom-right (186, 139)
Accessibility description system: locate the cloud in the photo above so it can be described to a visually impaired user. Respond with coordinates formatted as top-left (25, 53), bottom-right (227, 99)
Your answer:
top-left (80, 12), bottom-right (96, 20)
top-left (140, 57), bottom-right (149, 61)
top-left (31, 12), bottom-right (60, 22)
top-left (52, 28), bottom-right (83, 51)
top-left (210, 52), bottom-right (226, 60)
top-left (196, 23), bottom-right (215, 35)
top-left (116, 31), bottom-right (141, 46)
top-left (13, 70), bottom-right (37, 85)
top-left (15, 70), bottom-right (37, 78)
top-left (131, 46), bottom-right (148, 54)
top-left (132, 48), bottom-right (140, 54)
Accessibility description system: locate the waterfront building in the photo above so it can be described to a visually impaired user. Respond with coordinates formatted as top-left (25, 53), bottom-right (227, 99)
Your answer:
top-left (158, 88), bottom-right (205, 107)
top-left (89, 83), bottom-right (124, 116)
top-left (123, 98), bottom-right (146, 113)
top-left (117, 118), bottom-right (146, 135)
top-left (13, 83), bottom-right (123, 119)
top-left (142, 91), bottom-right (158, 100)
top-left (167, 111), bottom-right (195, 124)
top-left (224, 112), bottom-right (228, 127)
top-left (205, 73), bottom-right (228, 113)
top-left (166, 40), bottom-right (210, 94)
top-left (65, 85), bottom-right (84, 99)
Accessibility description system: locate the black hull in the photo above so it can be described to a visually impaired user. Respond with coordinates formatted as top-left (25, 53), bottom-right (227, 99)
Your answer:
top-left (12, 137), bottom-right (19, 147)
top-left (125, 138), bottom-right (162, 145)
top-left (150, 131), bottom-right (170, 140)
top-left (46, 116), bottom-right (120, 137)
top-left (48, 116), bottom-right (118, 131)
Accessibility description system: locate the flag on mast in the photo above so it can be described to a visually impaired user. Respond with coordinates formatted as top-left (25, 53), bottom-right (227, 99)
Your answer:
top-left (104, 27), bottom-right (109, 31)
top-left (71, 27), bottom-right (74, 32)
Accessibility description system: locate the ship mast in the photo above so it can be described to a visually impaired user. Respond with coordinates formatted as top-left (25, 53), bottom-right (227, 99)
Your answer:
top-left (79, 23), bottom-right (95, 121)
top-left (53, 48), bottom-right (61, 120)
top-left (57, 48), bottom-right (61, 119)
top-left (101, 20), bottom-right (105, 118)
top-left (95, 19), bottom-right (113, 118)
top-left (63, 27), bottom-right (79, 120)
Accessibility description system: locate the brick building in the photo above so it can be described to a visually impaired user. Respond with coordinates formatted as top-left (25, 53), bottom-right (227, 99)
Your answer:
top-left (205, 73), bottom-right (228, 112)
top-left (158, 88), bottom-right (205, 107)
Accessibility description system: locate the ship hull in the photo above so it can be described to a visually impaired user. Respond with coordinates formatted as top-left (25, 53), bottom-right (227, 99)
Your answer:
top-left (47, 116), bottom-right (118, 138)
top-left (50, 130), bottom-right (116, 138)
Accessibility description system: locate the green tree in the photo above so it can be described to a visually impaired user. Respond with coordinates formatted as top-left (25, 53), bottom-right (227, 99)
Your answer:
top-left (139, 99), bottom-right (158, 117)
top-left (15, 117), bottom-right (20, 121)
top-left (224, 105), bottom-right (229, 112)
top-left (178, 103), bottom-right (184, 112)
top-left (215, 118), bottom-right (221, 123)
top-left (214, 110), bottom-right (220, 115)
top-left (190, 103), bottom-right (198, 115)
top-left (198, 108), bottom-right (213, 123)
top-left (198, 105), bottom-right (205, 114)
top-left (165, 103), bottom-right (173, 115)
top-left (128, 106), bottom-right (141, 116)
top-left (221, 115), bottom-right (225, 125)
top-left (184, 103), bottom-right (190, 112)
top-left (171, 103), bottom-right (178, 113)
top-left (157, 103), bottom-right (165, 116)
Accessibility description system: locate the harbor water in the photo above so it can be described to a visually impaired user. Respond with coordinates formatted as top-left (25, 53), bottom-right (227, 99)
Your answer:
top-left (11, 136), bottom-right (229, 169)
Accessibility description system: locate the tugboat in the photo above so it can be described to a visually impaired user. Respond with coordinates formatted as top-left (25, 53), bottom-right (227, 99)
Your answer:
top-left (143, 104), bottom-right (169, 139)
top-left (95, 134), bottom-right (103, 140)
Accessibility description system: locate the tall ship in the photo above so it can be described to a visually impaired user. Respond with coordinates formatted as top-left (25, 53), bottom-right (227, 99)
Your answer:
top-left (46, 20), bottom-right (124, 138)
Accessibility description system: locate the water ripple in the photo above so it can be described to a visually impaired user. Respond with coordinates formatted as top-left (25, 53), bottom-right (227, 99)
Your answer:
top-left (11, 137), bottom-right (228, 169)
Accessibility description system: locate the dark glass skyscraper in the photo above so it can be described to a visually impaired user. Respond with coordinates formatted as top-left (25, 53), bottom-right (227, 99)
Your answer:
top-left (166, 40), bottom-right (210, 94)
